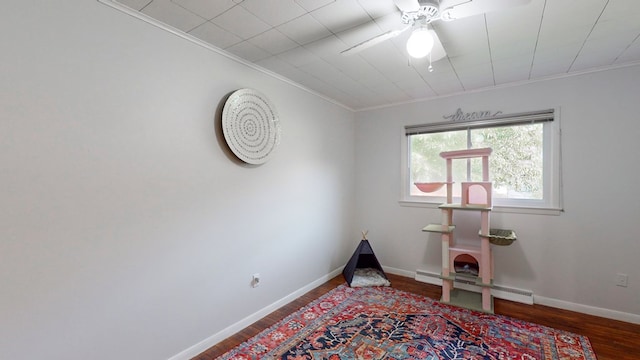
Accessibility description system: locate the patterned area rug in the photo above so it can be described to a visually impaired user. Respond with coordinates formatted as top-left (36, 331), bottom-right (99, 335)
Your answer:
top-left (216, 285), bottom-right (596, 359)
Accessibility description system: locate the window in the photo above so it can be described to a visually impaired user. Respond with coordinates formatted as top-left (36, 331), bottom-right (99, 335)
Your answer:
top-left (401, 109), bottom-right (562, 214)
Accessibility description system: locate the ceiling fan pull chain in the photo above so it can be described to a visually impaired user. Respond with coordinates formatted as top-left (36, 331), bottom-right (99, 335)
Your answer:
top-left (428, 52), bottom-right (434, 73)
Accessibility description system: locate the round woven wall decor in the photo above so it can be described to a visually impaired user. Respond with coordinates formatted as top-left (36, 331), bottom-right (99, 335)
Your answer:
top-left (222, 89), bottom-right (281, 164)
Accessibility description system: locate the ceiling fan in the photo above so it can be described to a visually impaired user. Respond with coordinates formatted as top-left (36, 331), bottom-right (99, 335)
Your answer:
top-left (341, 0), bottom-right (532, 62)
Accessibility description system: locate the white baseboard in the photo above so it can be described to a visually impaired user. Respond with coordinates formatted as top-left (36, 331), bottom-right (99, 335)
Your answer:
top-left (534, 295), bottom-right (640, 324)
top-left (167, 267), bottom-right (344, 360)
top-left (382, 265), bottom-right (415, 278)
top-left (411, 268), bottom-right (640, 325)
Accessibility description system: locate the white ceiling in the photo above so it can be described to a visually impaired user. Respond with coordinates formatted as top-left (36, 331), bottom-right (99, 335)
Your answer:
top-left (109, 0), bottom-right (640, 110)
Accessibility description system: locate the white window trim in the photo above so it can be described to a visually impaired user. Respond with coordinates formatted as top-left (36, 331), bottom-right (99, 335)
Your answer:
top-left (400, 108), bottom-right (563, 216)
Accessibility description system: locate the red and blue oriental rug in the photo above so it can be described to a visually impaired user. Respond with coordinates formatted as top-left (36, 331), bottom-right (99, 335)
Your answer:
top-left (216, 285), bottom-right (596, 359)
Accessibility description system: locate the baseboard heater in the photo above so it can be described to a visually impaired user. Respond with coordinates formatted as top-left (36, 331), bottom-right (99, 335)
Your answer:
top-left (415, 269), bottom-right (534, 305)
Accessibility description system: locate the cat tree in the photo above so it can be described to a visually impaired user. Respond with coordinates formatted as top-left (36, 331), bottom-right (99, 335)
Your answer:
top-left (417, 147), bottom-right (516, 313)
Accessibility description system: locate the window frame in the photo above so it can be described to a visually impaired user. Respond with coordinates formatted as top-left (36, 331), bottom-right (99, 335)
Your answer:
top-left (400, 109), bottom-right (563, 215)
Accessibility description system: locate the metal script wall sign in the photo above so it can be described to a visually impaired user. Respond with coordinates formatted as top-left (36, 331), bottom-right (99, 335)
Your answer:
top-left (443, 108), bottom-right (503, 121)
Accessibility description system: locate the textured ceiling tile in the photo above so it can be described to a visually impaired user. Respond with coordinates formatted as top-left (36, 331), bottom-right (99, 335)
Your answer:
top-left (188, 21), bottom-right (242, 49)
top-left (448, 49), bottom-right (491, 69)
top-left (328, 56), bottom-right (387, 85)
top-left (356, 0), bottom-right (398, 19)
top-left (433, 17), bottom-right (487, 57)
top-left (536, 24), bottom-right (593, 50)
top-left (394, 75), bottom-right (429, 89)
top-left (294, 0), bottom-right (335, 12)
top-left (240, 0), bottom-right (307, 27)
top-left (278, 46), bottom-right (322, 67)
top-left (584, 35), bottom-right (640, 54)
top-left (369, 83), bottom-right (412, 103)
top-left (533, 45), bottom-right (581, 65)
top-left (310, 0), bottom-right (371, 34)
top-left (615, 41), bottom-right (640, 63)
top-left (599, 0), bottom-right (640, 22)
top-left (530, 58), bottom-right (573, 78)
top-left (248, 29), bottom-right (299, 55)
top-left (171, 0), bottom-right (236, 20)
top-left (298, 61), bottom-right (346, 86)
top-left (303, 35), bottom-right (348, 58)
top-left (359, 41), bottom-right (409, 69)
top-left (330, 75), bottom-right (370, 95)
top-left (541, 0), bottom-right (606, 27)
top-left (490, 43), bottom-right (535, 61)
top-left (454, 62), bottom-right (495, 87)
top-left (589, 20), bottom-right (640, 43)
top-left (491, 56), bottom-right (527, 71)
top-left (493, 63), bottom-right (531, 84)
top-left (396, 80), bottom-right (438, 100)
top-left (372, 11), bottom-right (405, 33)
top-left (334, 19), bottom-right (385, 48)
top-left (211, 4), bottom-right (270, 39)
top-left (570, 52), bottom-right (619, 72)
top-left (429, 81), bottom-right (465, 96)
top-left (459, 74), bottom-right (495, 91)
top-left (277, 14), bottom-right (332, 46)
top-left (142, 0), bottom-right (206, 32)
top-left (571, 38), bottom-right (629, 71)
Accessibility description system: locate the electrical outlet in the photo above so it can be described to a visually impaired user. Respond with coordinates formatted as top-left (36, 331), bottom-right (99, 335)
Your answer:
top-left (251, 273), bottom-right (261, 288)
top-left (615, 273), bottom-right (628, 287)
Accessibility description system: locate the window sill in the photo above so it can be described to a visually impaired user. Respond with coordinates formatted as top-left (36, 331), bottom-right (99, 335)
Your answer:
top-left (398, 200), bottom-right (562, 216)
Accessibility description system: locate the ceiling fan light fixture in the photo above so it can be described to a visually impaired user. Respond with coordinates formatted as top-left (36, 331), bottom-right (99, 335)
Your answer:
top-left (406, 27), bottom-right (434, 59)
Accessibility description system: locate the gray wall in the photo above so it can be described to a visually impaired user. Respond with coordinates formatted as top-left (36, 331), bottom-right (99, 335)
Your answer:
top-left (0, 1), bottom-right (356, 359)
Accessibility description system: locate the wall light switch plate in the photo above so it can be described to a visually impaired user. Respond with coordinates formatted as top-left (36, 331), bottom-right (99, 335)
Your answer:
top-left (615, 273), bottom-right (628, 287)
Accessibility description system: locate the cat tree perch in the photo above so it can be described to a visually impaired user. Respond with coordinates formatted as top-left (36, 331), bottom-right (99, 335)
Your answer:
top-left (420, 147), bottom-right (516, 313)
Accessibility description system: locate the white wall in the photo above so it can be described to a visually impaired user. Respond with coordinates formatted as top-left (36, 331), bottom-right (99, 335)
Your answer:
top-left (0, 1), bottom-right (355, 359)
top-left (355, 64), bottom-right (640, 321)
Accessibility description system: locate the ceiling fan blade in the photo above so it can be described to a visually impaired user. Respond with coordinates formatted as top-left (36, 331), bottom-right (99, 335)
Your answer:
top-left (341, 26), bottom-right (411, 56)
top-left (393, 0), bottom-right (419, 12)
top-left (440, 0), bottom-right (532, 21)
top-left (429, 30), bottom-right (446, 62)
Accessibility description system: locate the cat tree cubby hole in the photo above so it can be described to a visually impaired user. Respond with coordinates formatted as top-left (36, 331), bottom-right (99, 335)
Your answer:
top-left (462, 182), bottom-right (492, 208)
top-left (453, 254), bottom-right (479, 276)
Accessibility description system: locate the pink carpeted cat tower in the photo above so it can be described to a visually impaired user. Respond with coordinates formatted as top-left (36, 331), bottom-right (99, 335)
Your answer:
top-left (417, 148), bottom-right (516, 313)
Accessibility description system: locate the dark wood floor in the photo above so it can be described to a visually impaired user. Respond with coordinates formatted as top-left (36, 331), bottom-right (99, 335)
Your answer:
top-left (195, 273), bottom-right (640, 359)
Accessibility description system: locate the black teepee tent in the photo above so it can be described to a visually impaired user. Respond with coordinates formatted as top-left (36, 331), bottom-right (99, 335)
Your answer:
top-left (342, 231), bottom-right (390, 287)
